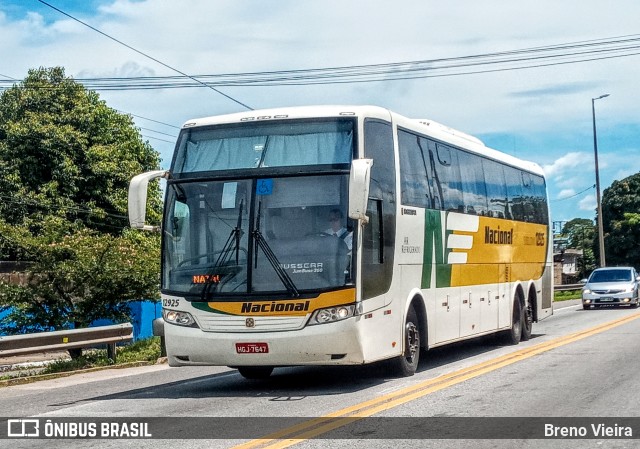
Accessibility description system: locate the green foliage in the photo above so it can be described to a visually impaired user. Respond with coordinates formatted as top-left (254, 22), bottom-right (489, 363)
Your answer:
top-left (560, 218), bottom-right (596, 277)
top-left (601, 173), bottom-right (640, 267)
top-left (0, 67), bottom-right (164, 333)
top-left (0, 67), bottom-right (162, 247)
top-left (0, 222), bottom-right (160, 332)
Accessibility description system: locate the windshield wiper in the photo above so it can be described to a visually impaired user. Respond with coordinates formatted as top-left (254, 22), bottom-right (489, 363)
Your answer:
top-left (253, 200), bottom-right (299, 297)
top-left (200, 200), bottom-right (244, 300)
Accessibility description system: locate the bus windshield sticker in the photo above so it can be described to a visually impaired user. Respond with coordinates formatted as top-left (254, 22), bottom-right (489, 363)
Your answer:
top-left (222, 182), bottom-right (238, 209)
top-left (256, 179), bottom-right (273, 196)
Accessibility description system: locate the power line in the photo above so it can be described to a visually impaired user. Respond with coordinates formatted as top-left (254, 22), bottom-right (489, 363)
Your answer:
top-left (0, 192), bottom-right (128, 220)
top-left (2, 31), bottom-right (638, 92)
top-left (7, 32), bottom-right (636, 91)
top-left (138, 127), bottom-right (178, 139)
top-left (141, 134), bottom-right (176, 144)
top-left (0, 73), bottom-right (19, 81)
top-left (551, 185), bottom-right (595, 202)
top-left (116, 110), bottom-right (181, 129)
top-left (36, 0), bottom-right (253, 110)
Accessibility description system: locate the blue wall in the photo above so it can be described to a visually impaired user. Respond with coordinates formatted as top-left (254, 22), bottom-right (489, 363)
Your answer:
top-left (0, 301), bottom-right (162, 341)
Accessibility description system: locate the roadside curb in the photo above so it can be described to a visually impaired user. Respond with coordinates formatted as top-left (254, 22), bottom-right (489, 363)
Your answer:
top-left (0, 358), bottom-right (167, 388)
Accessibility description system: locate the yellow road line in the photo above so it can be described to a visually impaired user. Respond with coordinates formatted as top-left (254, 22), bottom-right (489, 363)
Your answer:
top-left (231, 312), bottom-right (640, 449)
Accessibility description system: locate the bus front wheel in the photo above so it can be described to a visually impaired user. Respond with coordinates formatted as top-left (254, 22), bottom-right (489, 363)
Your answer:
top-left (389, 307), bottom-right (420, 377)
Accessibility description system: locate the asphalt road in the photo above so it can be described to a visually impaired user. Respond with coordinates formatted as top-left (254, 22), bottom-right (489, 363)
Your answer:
top-left (2, 299), bottom-right (639, 449)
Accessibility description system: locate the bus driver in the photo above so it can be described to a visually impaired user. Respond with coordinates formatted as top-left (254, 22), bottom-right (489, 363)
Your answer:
top-left (325, 208), bottom-right (352, 251)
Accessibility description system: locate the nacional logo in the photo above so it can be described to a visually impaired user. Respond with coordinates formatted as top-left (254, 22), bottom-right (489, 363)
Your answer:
top-left (240, 300), bottom-right (311, 314)
top-left (484, 226), bottom-right (513, 245)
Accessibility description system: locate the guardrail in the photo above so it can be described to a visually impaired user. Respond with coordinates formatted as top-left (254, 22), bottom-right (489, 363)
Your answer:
top-left (554, 283), bottom-right (584, 291)
top-left (0, 323), bottom-right (134, 362)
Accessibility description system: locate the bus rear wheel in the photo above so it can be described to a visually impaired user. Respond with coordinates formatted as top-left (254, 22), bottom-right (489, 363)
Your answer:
top-left (389, 307), bottom-right (420, 377)
top-left (521, 301), bottom-right (533, 341)
top-left (502, 296), bottom-right (523, 345)
top-left (237, 366), bottom-right (274, 379)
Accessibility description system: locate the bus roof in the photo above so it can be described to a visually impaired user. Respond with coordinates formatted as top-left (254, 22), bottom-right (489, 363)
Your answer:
top-left (181, 105), bottom-right (545, 177)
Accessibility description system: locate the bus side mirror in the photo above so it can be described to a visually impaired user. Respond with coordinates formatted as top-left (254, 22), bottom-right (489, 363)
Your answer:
top-left (128, 170), bottom-right (168, 231)
top-left (348, 158), bottom-right (373, 224)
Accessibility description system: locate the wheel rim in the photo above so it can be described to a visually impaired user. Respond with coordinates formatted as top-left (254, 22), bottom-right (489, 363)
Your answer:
top-left (405, 321), bottom-right (419, 362)
top-left (524, 304), bottom-right (533, 330)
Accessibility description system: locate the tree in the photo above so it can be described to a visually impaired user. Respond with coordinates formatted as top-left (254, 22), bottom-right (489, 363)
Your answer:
top-left (0, 221), bottom-right (160, 333)
top-left (601, 173), bottom-right (640, 267)
top-left (0, 67), bottom-right (162, 243)
top-left (0, 67), bottom-right (164, 333)
top-left (561, 218), bottom-right (596, 278)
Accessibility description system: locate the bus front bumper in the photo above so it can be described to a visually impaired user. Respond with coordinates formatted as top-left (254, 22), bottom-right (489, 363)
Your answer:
top-left (163, 318), bottom-right (366, 367)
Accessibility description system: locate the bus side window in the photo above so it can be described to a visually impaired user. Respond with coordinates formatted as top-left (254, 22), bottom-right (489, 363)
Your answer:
top-left (434, 143), bottom-right (462, 212)
top-left (363, 199), bottom-right (383, 265)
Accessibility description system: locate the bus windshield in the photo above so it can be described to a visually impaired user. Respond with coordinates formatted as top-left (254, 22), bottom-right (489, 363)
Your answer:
top-left (162, 175), bottom-right (354, 297)
top-left (172, 119), bottom-right (354, 174)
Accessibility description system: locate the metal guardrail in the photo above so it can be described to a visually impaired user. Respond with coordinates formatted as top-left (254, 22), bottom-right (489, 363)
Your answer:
top-left (0, 323), bottom-right (134, 362)
top-left (554, 283), bottom-right (584, 291)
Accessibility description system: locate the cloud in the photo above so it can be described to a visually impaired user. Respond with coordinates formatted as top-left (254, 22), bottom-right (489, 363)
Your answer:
top-left (510, 82), bottom-right (600, 99)
top-left (557, 189), bottom-right (576, 200)
top-left (578, 194), bottom-right (596, 212)
top-left (542, 152), bottom-right (590, 178)
top-left (2, 0), bottom-right (640, 221)
top-left (77, 61), bottom-right (156, 79)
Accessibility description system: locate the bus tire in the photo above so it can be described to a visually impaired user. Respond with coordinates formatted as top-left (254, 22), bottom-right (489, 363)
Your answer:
top-left (502, 296), bottom-right (522, 345)
top-left (237, 366), bottom-right (274, 379)
top-left (389, 307), bottom-right (420, 377)
top-left (521, 301), bottom-right (533, 341)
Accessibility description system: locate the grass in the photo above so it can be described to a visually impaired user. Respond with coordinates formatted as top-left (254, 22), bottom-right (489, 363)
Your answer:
top-left (554, 289), bottom-right (582, 301)
top-left (40, 337), bottom-right (161, 375)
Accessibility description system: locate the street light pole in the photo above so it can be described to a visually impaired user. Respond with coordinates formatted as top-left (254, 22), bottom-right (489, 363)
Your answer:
top-left (592, 93), bottom-right (609, 267)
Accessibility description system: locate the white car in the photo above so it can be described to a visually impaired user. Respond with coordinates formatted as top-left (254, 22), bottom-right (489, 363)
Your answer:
top-left (582, 267), bottom-right (640, 310)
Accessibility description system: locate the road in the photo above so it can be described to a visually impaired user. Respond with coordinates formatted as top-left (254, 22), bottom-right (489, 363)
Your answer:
top-left (1, 300), bottom-right (639, 449)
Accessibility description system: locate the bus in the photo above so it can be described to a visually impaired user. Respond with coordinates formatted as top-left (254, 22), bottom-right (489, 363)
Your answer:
top-left (128, 105), bottom-right (553, 379)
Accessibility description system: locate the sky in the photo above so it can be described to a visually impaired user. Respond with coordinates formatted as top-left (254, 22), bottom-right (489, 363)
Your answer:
top-left (1, 0), bottom-right (639, 229)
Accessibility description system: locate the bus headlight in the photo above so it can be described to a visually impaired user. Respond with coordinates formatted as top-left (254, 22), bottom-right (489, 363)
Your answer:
top-left (309, 305), bottom-right (356, 325)
top-left (163, 309), bottom-right (198, 327)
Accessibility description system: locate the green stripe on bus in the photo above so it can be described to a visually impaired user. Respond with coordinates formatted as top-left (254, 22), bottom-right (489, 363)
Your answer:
top-left (422, 209), bottom-right (452, 288)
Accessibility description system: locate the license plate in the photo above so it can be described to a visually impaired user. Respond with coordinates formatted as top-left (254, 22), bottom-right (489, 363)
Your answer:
top-left (600, 298), bottom-right (614, 302)
top-left (236, 342), bottom-right (269, 354)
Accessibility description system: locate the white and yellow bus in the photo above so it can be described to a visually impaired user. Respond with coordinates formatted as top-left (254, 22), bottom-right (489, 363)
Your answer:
top-left (129, 105), bottom-right (553, 378)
